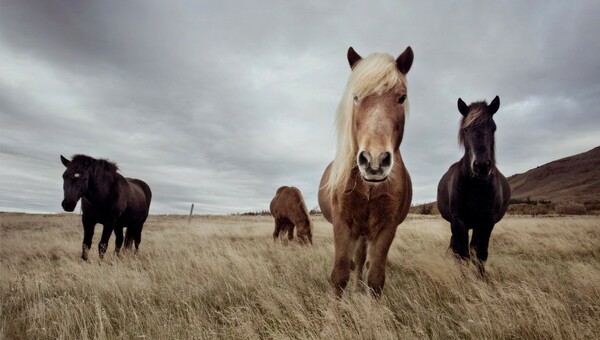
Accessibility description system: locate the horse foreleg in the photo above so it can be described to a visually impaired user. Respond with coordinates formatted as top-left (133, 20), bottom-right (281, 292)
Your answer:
top-left (81, 215), bottom-right (95, 261)
top-left (450, 215), bottom-right (470, 260)
top-left (470, 228), bottom-right (480, 258)
top-left (475, 224), bottom-right (494, 277)
top-left (365, 226), bottom-right (396, 297)
top-left (331, 223), bottom-right (357, 298)
top-left (354, 236), bottom-right (367, 292)
top-left (98, 223), bottom-right (115, 260)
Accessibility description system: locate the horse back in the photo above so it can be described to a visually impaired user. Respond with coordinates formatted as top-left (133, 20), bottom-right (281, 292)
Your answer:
top-left (270, 186), bottom-right (309, 224)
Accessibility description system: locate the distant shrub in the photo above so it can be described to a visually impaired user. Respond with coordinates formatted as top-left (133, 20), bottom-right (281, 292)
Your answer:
top-left (583, 200), bottom-right (600, 214)
top-left (555, 202), bottom-right (587, 215)
top-left (309, 206), bottom-right (321, 215)
top-left (233, 210), bottom-right (271, 216)
top-left (509, 197), bottom-right (551, 205)
top-left (419, 203), bottom-right (433, 215)
top-left (409, 202), bottom-right (439, 215)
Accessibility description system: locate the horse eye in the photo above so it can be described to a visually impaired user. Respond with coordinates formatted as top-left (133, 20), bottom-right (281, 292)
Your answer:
top-left (397, 95), bottom-right (407, 104)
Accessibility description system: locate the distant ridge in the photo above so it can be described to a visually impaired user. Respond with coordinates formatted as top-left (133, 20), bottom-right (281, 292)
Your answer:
top-left (507, 146), bottom-right (600, 202)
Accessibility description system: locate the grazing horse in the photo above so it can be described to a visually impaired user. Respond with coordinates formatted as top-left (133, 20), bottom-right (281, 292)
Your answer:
top-left (269, 186), bottom-right (313, 244)
top-left (437, 96), bottom-right (511, 275)
top-left (318, 46), bottom-right (414, 297)
top-left (60, 154), bottom-right (152, 260)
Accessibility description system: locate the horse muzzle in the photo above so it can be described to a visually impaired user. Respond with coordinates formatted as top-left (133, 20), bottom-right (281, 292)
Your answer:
top-left (357, 150), bottom-right (393, 183)
top-left (471, 160), bottom-right (492, 179)
top-left (61, 200), bottom-right (76, 212)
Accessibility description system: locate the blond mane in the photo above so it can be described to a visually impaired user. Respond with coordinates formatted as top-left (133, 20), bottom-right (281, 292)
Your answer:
top-left (325, 53), bottom-right (408, 193)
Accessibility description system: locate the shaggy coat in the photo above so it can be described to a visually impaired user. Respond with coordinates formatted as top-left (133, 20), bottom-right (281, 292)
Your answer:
top-left (60, 154), bottom-right (152, 260)
top-left (270, 186), bottom-right (313, 244)
top-left (318, 46), bottom-right (413, 297)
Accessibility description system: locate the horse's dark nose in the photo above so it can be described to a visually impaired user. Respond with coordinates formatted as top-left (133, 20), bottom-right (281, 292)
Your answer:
top-left (474, 160), bottom-right (491, 175)
top-left (62, 200), bottom-right (75, 212)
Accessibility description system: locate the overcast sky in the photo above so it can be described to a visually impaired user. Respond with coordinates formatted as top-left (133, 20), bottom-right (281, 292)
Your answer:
top-left (1, 1), bottom-right (599, 215)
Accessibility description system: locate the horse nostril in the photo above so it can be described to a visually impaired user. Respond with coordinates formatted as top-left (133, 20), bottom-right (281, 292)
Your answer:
top-left (358, 151), bottom-right (370, 168)
top-left (473, 160), bottom-right (491, 174)
top-left (381, 152), bottom-right (392, 168)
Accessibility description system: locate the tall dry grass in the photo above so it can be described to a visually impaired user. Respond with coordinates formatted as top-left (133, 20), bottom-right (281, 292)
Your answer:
top-left (1, 213), bottom-right (599, 339)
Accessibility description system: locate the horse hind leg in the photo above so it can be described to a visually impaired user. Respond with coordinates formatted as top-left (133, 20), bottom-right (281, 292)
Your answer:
top-left (286, 224), bottom-right (295, 241)
top-left (114, 225), bottom-right (125, 256)
top-left (272, 220), bottom-right (284, 242)
top-left (124, 226), bottom-right (135, 250)
top-left (134, 224), bottom-right (144, 254)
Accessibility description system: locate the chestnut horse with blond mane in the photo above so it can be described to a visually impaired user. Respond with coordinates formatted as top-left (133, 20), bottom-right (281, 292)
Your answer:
top-left (318, 46), bottom-right (414, 297)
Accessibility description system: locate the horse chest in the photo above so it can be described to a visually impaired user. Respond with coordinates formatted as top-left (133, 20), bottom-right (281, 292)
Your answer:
top-left (458, 185), bottom-right (497, 220)
top-left (339, 190), bottom-right (399, 235)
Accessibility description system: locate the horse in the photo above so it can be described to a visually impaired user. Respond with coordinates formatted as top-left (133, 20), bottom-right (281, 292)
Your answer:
top-left (318, 46), bottom-right (414, 297)
top-left (60, 154), bottom-right (152, 260)
top-left (269, 186), bottom-right (313, 244)
top-left (437, 96), bottom-right (511, 275)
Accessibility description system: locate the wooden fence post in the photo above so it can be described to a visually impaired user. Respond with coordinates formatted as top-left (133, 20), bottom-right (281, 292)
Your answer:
top-left (188, 203), bottom-right (194, 224)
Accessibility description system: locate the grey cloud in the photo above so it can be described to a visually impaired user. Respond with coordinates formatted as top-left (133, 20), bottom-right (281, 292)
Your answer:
top-left (1, 1), bottom-right (599, 213)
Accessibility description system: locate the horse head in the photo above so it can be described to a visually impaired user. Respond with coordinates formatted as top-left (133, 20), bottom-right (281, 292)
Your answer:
top-left (60, 155), bottom-right (90, 211)
top-left (348, 47), bottom-right (414, 183)
top-left (457, 96), bottom-right (500, 179)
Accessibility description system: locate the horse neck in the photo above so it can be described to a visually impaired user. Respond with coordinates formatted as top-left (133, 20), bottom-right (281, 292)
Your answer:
top-left (85, 169), bottom-right (119, 205)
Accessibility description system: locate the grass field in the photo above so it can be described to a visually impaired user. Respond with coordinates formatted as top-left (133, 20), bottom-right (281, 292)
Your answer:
top-left (1, 213), bottom-right (599, 339)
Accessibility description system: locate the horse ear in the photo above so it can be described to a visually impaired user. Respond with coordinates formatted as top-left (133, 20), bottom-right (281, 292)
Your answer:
top-left (457, 98), bottom-right (469, 116)
top-left (60, 155), bottom-right (71, 167)
top-left (347, 47), bottom-right (362, 69)
top-left (489, 95), bottom-right (500, 114)
top-left (396, 46), bottom-right (414, 75)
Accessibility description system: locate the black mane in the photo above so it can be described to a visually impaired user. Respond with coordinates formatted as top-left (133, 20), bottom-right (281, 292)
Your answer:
top-left (71, 154), bottom-right (119, 174)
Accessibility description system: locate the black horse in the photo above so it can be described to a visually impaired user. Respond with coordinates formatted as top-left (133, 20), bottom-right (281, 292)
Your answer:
top-left (60, 154), bottom-right (152, 260)
top-left (437, 96), bottom-right (510, 275)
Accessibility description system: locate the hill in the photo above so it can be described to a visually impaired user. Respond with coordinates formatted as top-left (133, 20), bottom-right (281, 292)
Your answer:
top-left (507, 146), bottom-right (600, 203)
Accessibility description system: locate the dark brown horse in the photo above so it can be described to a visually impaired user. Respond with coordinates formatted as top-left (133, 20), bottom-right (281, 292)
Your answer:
top-left (437, 96), bottom-right (510, 275)
top-left (318, 46), bottom-right (414, 297)
top-left (270, 186), bottom-right (313, 244)
top-left (60, 154), bottom-right (152, 260)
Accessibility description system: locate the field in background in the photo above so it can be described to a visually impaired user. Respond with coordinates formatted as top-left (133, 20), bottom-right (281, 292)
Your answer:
top-left (1, 213), bottom-right (599, 339)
